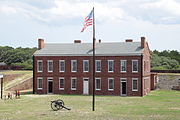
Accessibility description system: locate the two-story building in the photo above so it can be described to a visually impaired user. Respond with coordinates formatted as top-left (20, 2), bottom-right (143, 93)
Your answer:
top-left (33, 37), bottom-right (151, 96)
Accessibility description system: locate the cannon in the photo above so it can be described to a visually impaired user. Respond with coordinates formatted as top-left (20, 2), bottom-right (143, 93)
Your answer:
top-left (51, 99), bottom-right (71, 111)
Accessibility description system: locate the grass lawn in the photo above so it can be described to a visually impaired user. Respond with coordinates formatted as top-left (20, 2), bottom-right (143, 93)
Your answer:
top-left (0, 90), bottom-right (179, 120)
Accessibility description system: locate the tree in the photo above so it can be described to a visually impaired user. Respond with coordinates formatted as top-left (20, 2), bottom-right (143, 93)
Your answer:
top-left (151, 50), bottom-right (180, 70)
top-left (0, 46), bottom-right (37, 70)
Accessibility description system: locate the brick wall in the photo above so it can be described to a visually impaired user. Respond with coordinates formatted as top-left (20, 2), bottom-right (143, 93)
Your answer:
top-left (34, 55), bottom-right (144, 96)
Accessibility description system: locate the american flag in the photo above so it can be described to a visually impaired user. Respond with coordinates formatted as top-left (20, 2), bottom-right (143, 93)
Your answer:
top-left (81, 9), bottom-right (93, 32)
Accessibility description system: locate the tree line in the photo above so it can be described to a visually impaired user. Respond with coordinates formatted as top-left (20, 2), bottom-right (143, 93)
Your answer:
top-left (0, 46), bottom-right (37, 70)
top-left (0, 46), bottom-right (180, 70)
top-left (151, 50), bottom-right (180, 70)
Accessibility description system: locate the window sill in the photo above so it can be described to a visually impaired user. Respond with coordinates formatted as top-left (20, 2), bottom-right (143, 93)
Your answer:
top-left (132, 71), bottom-right (138, 73)
top-left (95, 89), bottom-right (101, 91)
top-left (132, 90), bottom-right (138, 92)
top-left (59, 88), bottom-right (64, 90)
top-left (37, 88), bottom-right (43, 90)
top-left (108, 89), bottom-right (114, 91)
top-left (71, 88), bottom-right (76, 90)
top-left (120, 71), bottom-right (126, 73)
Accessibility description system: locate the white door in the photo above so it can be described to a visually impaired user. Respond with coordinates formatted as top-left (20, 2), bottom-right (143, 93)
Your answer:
top-left (83, 78), bottom-right (89, 95)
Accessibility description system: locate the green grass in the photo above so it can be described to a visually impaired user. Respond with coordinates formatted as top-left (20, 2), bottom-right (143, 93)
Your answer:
top-left (0, 90), bottom-right (180, 120)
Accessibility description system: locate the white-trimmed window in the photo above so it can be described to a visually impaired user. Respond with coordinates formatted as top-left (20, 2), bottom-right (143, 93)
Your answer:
top-left (37, 60), bottom-right (43, 72)
top-left (132, 60), bottom-right (138, 72)
top-left (59, 60), bottom-right (65, 72)
top-left (132, 78), bottom-right (138, 91)
top-left (71, 60), bottom-right (77, 72)
top-left (71, 77), bottom-right (77, 90)
top-left (83, 60), bottom-right (89, 72)
top-left (37, 77), bottom-right (43, 90)
top-left (95, 60), bottom-right (101, 72)
top-left (108, 60), bottom-right (114, 72)
top-left (47, 60), bottom-right (53, 72)
top-left (95, 78), bottom-right (101, 90)
top-left (59, 77), bottom-right (64, 90)
top-left (120, 60), bottom-right (127, 72)
top-left (108, 78), bottom-right (114, 91)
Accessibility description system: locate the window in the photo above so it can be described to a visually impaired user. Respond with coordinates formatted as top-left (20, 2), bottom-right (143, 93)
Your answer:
top-left (37, 77), bottom-right (43, 90)
top-left (95, 78), bottom-right (101, 90)
top-left (48, 60), bottom-right (53, 72)
top-left (132, 78), bottom-right (138, 91)
top-left (108, 78), bottom-right (114, 90)
top-left (132, 60), bottom-right (138, 72)
top-left (83, 60), bottom-right (89, 72)
top-left (59, 60), bottom-right (65, 72)
top-left (37, 60), bottom-right (43, 72)
top-left (95, 60), bottom-right (101, 72)
top-left (71, 78), bottom-right (77, 90)
top-left (108, 60), bottom-right (114, 72)
top-left (120, 60), bottom-right (127, 72)
top-left (59, 77), bottom-right (64, 90)
top-left (71, 60), bottom-right (77, 72)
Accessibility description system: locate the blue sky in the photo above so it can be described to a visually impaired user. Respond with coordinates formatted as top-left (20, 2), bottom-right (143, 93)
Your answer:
top-left (0, 0), bottom-right (180, 51)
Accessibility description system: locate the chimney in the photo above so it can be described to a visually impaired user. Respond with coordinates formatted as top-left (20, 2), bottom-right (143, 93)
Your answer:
top-left (99, 39), bottom-right (101, 43)
top-left (38, 39), bottom-right (44, 49)
top-left (74, 40), bottom-right (81, 43)
top-left (125, 39), bottom-right (133, 42)
top-left (141, 37), bottom-right (146, 48)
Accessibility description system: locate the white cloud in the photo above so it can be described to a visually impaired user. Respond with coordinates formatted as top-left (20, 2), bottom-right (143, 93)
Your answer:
top-left (142, 0), bottom-right (180, 16)
top-left (0, 0), bottom-right (180, 25)
top-left (0, 0), bottom-right (126, 26)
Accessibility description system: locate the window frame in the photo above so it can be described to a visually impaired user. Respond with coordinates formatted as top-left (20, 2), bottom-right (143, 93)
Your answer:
top-left (83, 60), bottom-right (89, 72)
top-left (95, 60), bottom-right (101, 72)
top-left (71, 60), bottom-right (77, 72)
top-left (132, 78), bottom-right (138, 91)
top-left (132, 60), bottom-right (138, 73)
top-left (37, 77), bottom-right (43, 90)
top-left (108, 60), bottom-right (114, 72)
top-left (59, 60), bottom-right (65, 72)
top-left (59, 77), bottom-right (65, 90)
top-left (120, 60), bottom-right (127, 73)
top-left (108, 78), bottom-right (114, 91)
top-left (47, 60), bottom-right (53, 72)
top-left (37, 60), bottom-right (43, 72)
top-left (95, 78), bottom-right (101, 90)
top-left (71, 77), bottom-right (77, 90)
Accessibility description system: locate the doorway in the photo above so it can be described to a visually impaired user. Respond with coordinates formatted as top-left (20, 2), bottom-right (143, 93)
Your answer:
top-left (83, 78), bottom-right (89, 95)
top-left (121, 79), bottom-right (127, 96)
top-left (48, 78), bottom-right (53, 94)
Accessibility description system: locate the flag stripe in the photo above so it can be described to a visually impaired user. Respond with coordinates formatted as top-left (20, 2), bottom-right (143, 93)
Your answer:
top-left (81, 9), bottom-right (93, 32)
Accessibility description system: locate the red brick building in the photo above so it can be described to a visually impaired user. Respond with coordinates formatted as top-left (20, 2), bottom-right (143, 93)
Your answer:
top-left (33, 37), bottom-right (151, 96)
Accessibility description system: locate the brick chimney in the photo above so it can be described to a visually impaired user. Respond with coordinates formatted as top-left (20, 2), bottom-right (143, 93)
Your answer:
top-left (38, 39), bottom-right (44, 49)
top-left (125, 39), bottom-right (133, 42)
top-left (74, 40), bottom-right (81, 43)
top-left (141, 37), bottom-right (146, 48)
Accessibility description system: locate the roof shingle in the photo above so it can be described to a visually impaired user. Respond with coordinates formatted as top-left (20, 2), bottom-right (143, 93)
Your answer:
top-left (34, 42), bottom-right (143, 56)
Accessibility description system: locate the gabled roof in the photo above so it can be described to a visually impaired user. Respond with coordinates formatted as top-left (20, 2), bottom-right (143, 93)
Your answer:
top-left (33, 42), bottom-right (143, 56)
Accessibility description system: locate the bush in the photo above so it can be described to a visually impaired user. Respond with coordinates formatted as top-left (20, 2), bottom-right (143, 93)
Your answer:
top-left (11, 62), bottom-right (32, 70)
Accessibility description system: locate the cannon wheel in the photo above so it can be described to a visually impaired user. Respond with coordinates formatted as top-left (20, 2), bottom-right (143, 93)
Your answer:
top-left (51, 99), bottom-right (64, 111)
top-left (51, 101), bottom-right (60, 111)
top-left (57, 99), bottom-right (64, 110)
